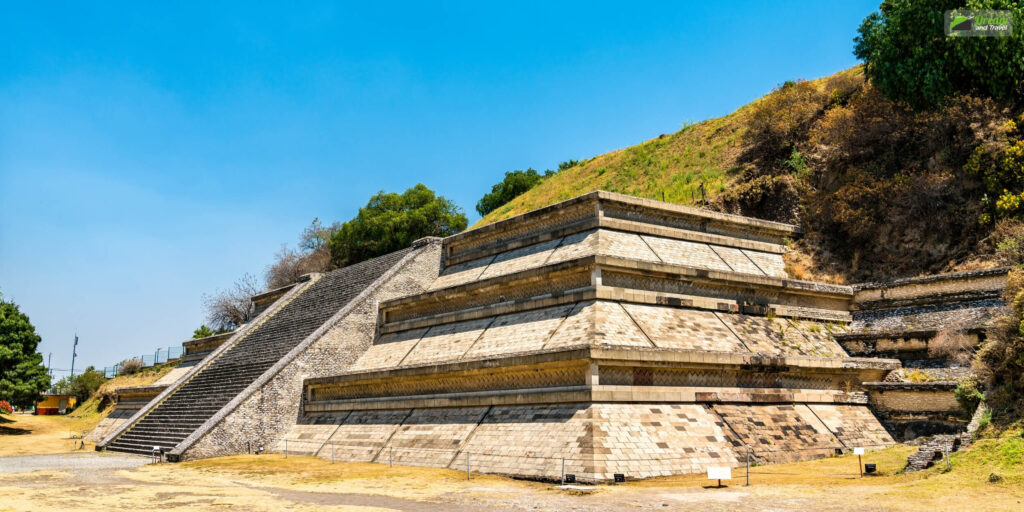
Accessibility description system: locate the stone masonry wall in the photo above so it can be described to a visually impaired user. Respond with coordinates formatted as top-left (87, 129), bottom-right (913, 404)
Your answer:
top-left (179, 242), bottom-right (442, 460)
top-left (278, 401), bottom-right (890, 482)
top-left (870, 390), bottom-right (960, 413)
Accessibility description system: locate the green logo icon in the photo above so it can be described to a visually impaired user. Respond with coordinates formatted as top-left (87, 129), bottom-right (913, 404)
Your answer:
top-left (945, 10), bottom-right (1013, 37)
top-left (950, 15), bottom-right (972, 31)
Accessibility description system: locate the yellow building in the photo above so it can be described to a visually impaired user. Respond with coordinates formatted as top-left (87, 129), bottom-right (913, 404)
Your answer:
top-left (36, 393), bottom-right (76, 415)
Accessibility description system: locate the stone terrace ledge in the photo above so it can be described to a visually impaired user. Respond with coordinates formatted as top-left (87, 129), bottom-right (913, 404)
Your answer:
top-left (852, 267), bottom-right (1009, 310)
top-left (378, 254), bottom-right (855, 333)
top-left (302, 347), bottom-right (898, 412)
top-left (862, 381), bottom-right (958, 391)
top-left (444, 191), bottom-right (800, 266)
top-left (183, 329), bottom-right (234, 358)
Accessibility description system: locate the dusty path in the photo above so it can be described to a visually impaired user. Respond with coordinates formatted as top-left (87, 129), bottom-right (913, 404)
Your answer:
top-left (245, 484), bottom-right (486, 512)
top-left (0, 449), bottom-right (1020, 511)
top-left (0, 452), bottom-right (150, 473)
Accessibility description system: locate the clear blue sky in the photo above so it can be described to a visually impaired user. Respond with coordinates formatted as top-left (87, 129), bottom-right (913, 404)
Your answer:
top-left (0, 1), bottom-right (878, 375)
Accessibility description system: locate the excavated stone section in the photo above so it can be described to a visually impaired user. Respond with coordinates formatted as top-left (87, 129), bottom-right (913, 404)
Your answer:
top-left (711, 245), bottom-right (762, 275)
top-left (742, 249), bottom-right (787, 277)
top-left (715, 313), bottom-right (795, 354)
top-left (591, 404), bottom-right (740, 480)
top-left (477, 238), bottom-right (562, 281)
top-left (600, 229), bottom-right (661, 263)
top-left (808, 404), bottom-right (894, 449)
top-left (791, 319), bottom-right (848, 356)
top-left (846, 299), bottom-right (1001, 336)
top-left (641, 235), bottom-right (732, 272)
top-left (375, 407), bottom-right (490, 468)
top-left (348, 328), bottom-right (429, 372)
top-left (546, 230), bottom-right (601, 264)
top-left (712, 404), bottom-right (842, 464)
top-left (622, 303), bottom-right (746, 352)
top-left (428, 255), bottom-right (494, 290)
top-left (317, 409), bottom-right (411, 462)
top-left (401, 318), bottom-right (493, 367)
top-left (461, 304), bottom-right (575, 360)
top-left (544, 301), bottom-right (653, 350)
top-left (716, 314), bottom-right (846, 357)
top-left (450, 404), bottom-right (592, 480)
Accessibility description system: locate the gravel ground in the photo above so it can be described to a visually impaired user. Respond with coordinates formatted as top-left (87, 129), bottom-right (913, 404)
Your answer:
top-left (0, 452), bottom-right (150, 474)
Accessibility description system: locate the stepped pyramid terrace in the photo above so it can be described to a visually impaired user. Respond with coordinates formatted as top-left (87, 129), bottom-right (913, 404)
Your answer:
top-left (96, 191), bottom-right (1006, 482)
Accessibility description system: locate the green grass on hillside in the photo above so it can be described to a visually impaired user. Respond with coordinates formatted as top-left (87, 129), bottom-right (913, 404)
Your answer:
top-left (475, 68), bottom-right (863, 227)
top-left (69, 362), bottom-right (178, 420)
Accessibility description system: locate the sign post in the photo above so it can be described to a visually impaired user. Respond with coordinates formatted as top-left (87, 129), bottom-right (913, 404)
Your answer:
top-left (853, 447), bottom-right (865, 477)
top-left (707, 466), bottom-right (732, 488)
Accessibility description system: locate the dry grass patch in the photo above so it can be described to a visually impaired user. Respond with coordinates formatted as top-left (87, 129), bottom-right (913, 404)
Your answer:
top-left (0, 414), bottom-right (99, 457)
top-left (173, 454), bottom-right (543, 500)
top-left (621, 440), bottom-right (1024, 512)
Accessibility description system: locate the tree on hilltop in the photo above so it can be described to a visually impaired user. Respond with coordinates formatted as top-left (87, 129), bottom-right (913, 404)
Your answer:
top-left (201, 274), bottom-right (260, 331)
top-left (329, 184), bottom-right (467, 267)
top-left (475, 160), bottom-right (580, 216)
top-left (476, 169), bottom-right (548, 216)
top-left (855, 0), bottom-right (1023, 110)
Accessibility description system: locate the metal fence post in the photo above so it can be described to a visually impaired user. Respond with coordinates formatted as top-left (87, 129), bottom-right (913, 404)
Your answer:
top-left (745, 446), bottom-right (750, 486)
top-left (285, 439), bottom-right (288, 458)
top-left (466, 452), bottom-right (470, 480)
top-left (331, 443), bottom-right (334, 463)
top-left (561, 457), bottom-right (565, 486)
top-left (389, 445), bottom-right (393, 467)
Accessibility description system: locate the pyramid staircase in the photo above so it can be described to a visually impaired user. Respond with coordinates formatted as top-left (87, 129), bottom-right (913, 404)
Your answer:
top-left (103, 248), bottom-right (413, 457)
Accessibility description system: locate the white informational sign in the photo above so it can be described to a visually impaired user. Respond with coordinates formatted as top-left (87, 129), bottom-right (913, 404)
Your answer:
top-left (707, 466), bottom-right (732, 480)
top-left (853, 447), bottom-right (865, 455)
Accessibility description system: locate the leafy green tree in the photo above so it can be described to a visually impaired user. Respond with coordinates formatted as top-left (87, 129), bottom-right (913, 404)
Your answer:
top-left (557, 159), bottom-right (580, 172)
top-left (69, 366), bottom-right (105, 404)
top-left (854, 0), bottom-right (1023, 110)
top-left (51, 366), bottom-right (106, 404)
top-left (475, 161), bottom-right (578, 216)
top-left (0, 295), bottom-right (51, 407)
top-left (193, 325), bottom-right (216, 338)
top-left (476, 169), bottom-right (546, 216)
top-left (329, 184), bottom-right (467, 267)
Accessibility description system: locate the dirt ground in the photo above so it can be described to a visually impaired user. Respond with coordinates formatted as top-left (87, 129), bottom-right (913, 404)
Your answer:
top-left (0, 413), bottom-right (96, 457)
top-left (1, 414), bottom-right (1022, 511)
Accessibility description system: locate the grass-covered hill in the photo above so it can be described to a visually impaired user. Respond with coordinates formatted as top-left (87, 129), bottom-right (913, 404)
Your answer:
top-left (476, 66), bottom-right (1023, 284)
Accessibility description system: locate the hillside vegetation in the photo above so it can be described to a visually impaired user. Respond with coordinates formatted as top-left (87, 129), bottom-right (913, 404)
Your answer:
top-left (476, 66), bottom-right (1021, 284)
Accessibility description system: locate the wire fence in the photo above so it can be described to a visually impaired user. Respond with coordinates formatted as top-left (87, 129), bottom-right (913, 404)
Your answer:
top-left (276, 439), bottom-right (887, 484)
top-left (103, 346), bottom-right (185, 377)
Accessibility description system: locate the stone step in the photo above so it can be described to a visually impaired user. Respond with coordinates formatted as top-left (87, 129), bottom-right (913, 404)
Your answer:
top-left (116, 435), bottom-right (187, 447)
top-left (109, 439), bottom-right (179, 452)
top-left (107, 445), bottom-right (162, 457)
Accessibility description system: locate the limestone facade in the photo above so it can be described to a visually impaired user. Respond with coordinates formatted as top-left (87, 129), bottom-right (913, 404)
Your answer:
top-left (285, 192), bottom-right (905, 482)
